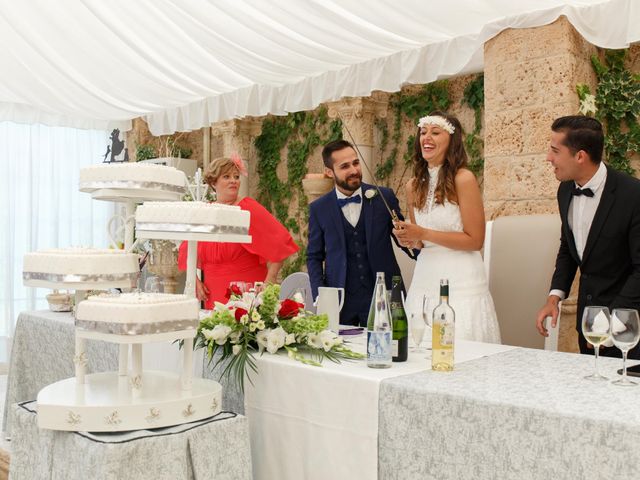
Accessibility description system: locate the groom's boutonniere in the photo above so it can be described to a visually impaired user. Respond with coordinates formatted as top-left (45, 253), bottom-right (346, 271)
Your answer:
top-left (364, 189), bottom-right (378, 202)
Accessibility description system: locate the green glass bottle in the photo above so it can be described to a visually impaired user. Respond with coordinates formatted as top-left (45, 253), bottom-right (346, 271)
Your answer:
top-left (390, 275), bottom-right (408, 362)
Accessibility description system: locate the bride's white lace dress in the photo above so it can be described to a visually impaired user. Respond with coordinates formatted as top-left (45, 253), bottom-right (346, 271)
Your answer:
top-left (406, 169), bottom-right (501, 343)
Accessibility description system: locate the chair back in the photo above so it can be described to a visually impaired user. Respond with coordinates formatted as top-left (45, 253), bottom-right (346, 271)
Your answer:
top-left (484, 214), bottom-right (561, 350)
top-left (279, 272), bottom-right (315, 313)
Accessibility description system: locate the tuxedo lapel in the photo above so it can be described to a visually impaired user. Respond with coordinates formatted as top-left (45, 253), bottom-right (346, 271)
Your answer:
top-left (329, 192), bottom-right (346, 250)
top-left (559, 184), bottom-right (580, 262)
top-left (581, 168), bottom-right (617, 265)
top-left (363, 185), bottom-right (374, 257)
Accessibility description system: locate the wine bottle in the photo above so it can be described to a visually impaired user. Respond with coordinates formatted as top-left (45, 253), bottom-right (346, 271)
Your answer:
top-left (390, 275), bottom-right (408, 362)
top-left (366, 272), bottom-right (392, 369)
top-left (431, 278), bottom-right (454, 371)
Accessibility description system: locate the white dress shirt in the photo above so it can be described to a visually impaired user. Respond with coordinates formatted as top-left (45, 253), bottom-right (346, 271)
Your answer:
top-left (550, 161), bottom-right (607, 300)
top-left (336, 187), bottom-right (363, 228)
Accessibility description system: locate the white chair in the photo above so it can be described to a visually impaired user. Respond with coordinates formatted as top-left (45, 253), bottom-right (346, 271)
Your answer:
top-left (484, 214), bottom-right (562, 350)
top-left (279, 272), bottom-right (315, 313)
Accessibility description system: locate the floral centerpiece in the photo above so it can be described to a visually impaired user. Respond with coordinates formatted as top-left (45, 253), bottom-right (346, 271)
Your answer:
top-left (196, 284), bottom-right (363, 390)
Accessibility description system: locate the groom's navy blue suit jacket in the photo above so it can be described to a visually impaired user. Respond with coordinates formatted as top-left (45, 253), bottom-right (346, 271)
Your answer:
top-left (306, 183), bottom-right (406, 300)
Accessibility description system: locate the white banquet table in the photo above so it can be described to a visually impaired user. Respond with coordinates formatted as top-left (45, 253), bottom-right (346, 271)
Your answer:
top-left (204, 334), bottom-right (515, 480)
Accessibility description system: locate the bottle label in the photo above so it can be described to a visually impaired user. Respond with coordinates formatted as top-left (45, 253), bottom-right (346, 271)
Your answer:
top-left (392, 339), bottom-right (398, 357)
top-left (440, 323), bottom-right (453, 346)
top-left (367, 331), bottom-right (392, 362)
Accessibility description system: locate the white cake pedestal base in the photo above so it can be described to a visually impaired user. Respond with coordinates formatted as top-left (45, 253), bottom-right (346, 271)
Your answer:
top-left (37, 371), bottom-right (222, 432)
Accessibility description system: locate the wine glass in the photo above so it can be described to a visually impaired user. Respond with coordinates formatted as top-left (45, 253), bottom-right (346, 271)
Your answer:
top-left (402, 292), bottom-right (426, 352)
top-left (144, 276), bottom-right (163, 293)
top-left (582, 306), bottom-right (611, 381)
top-left (611, 308), bottom-right (640, 387)
top-left (421, 296), bottom-right (433, 351)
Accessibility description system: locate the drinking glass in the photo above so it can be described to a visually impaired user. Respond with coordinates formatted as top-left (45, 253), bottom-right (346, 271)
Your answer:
top-left (611, 308), bottom-right (640, 387)
top-left (144, 276), bottom-right (163, 293)
top-left (422, 296), bottom-right (433, 351)
top-left (581, 306), bottom-right (611, 381)
top-left (402, 292), bottom-right (426, 352)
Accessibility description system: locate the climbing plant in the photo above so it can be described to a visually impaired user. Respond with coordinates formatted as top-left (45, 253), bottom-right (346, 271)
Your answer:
top-left (462, 74), bottom-right (485, 177)
top-left (254, 107), bottom-right (342, 277)
top-left (576, 49), bottom-right (640, 175)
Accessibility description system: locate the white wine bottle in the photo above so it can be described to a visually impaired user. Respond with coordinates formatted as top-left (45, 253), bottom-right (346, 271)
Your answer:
top-left (366, 272), bottom-right (392, 369)
top-left (432, 279), bottom-right (454, 371)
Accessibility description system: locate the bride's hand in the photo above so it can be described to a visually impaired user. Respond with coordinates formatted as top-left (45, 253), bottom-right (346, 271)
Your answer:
top-left (393, 221), bottom-right (427, 244)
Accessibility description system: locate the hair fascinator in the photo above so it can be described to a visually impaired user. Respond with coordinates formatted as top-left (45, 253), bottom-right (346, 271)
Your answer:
top-left (231, 153), bottom-right (248, 177)
top-left (417, 116), bottom-right (455, 134)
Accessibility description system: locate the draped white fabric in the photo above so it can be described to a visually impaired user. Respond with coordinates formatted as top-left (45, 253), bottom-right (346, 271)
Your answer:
top-left (0, 122), bottom-right (113, 362)
top-left (0, 0), bottom-right (637, 135)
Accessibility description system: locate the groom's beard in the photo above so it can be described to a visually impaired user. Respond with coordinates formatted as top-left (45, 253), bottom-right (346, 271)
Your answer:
top-left (335, 173), bottom-right (362, 193)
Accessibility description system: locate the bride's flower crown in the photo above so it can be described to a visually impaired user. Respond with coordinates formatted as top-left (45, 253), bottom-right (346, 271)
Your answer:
top-left (417, 116), bottom-right (455, 134)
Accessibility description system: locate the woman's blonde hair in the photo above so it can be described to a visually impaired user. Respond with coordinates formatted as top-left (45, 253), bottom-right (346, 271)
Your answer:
top-left (203, 157), bottom-right (239, 187)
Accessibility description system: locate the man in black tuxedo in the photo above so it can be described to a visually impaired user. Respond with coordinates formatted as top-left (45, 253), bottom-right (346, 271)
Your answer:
top-left (536, 115), bottom-right (640, 358)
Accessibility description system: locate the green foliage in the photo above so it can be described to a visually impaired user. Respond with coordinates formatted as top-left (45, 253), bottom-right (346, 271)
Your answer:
top-left (135, 144), bottom-right (157, 161)
top-left (254, 108), bottom-right (342, 277)
top-left (589, 49), bottom-right (640, 175)
top-left (462, 74), bottom-right (485, 177)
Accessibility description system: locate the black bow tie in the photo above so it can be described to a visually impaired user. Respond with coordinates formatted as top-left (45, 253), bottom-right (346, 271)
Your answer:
top-left (337, 194), bottom-right (361, 207)
top-left (572, 187), bottom-right (594, 197)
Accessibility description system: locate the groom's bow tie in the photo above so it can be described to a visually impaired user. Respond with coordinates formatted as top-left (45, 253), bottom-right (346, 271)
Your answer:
top-left (572, 187), bottom-right (594, 197)
top-left (337, 194), bottom-right (361, 207)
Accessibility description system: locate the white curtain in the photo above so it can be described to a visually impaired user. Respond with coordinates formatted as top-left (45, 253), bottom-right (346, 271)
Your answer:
top-left (0, 122), bottom-right (113, 364)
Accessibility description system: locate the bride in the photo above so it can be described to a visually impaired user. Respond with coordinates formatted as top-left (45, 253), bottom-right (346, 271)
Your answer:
top-left (393, 111), bottom-right (501, 343)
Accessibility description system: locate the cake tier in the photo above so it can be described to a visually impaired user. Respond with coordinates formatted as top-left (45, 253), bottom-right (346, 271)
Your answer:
top-left (79, 163), bottom-right (186, 193)
top-left (23, 248), bottom-right (139, 283)
top-left (75, 292), bottom-right (199, 335)
top-left (136, 201), bottom-right (250, 235)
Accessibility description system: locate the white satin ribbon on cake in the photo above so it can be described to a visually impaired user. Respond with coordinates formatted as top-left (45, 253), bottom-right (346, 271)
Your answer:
top-left (75, 318), bottom-right (199, 335)
top-left (135, 223), bottom-right (249, 234)
top-left (79, 180), bottom-right (185, 193)
top-left (23, 272), bottom-right (139, 284)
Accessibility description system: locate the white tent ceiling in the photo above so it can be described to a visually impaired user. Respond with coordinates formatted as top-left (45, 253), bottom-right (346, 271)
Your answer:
top-left (0, 0), bottom-right (638, 135)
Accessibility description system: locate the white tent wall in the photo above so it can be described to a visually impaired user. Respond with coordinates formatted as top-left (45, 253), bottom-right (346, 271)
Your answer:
top-left (0, 0), bottom-right (637, 135)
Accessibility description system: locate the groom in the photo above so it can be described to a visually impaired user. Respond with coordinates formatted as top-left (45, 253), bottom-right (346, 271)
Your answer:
top-left (307, 140), bottom-right (409, 327)
top-left (536, 116), bottom-right (640, 358)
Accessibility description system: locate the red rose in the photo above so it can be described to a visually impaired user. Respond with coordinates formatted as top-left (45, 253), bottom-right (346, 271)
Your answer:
top-left (278, 299), bottom-right (304, 319)
top-left (234, 307), bottom-right (248, 322)
top-left (226, 284), bottom-right (242, 298)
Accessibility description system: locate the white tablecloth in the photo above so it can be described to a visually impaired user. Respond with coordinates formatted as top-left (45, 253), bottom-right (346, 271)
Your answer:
top-left (243, 333), bottom-right (514, 480)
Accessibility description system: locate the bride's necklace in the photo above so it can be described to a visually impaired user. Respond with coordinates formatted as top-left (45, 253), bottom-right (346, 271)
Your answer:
top-left (425, 165), bottom-right (441, 213)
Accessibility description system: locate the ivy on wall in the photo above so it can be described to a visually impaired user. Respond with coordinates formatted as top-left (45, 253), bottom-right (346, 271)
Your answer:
top-left (462, 74), bottom-right (485, 177)
top-left (254, 108), bottom-right (342, 277)
top-left (576, 49), bottom-right (640, 175)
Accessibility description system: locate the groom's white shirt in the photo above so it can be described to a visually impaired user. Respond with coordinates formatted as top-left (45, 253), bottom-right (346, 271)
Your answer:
top-left (336, 187), bottom-right (362, 228)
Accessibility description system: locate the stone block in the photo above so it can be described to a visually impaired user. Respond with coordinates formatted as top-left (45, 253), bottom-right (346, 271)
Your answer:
top-left (522, 102), bottom-right (576, 154)
top-left (484, 109), bottom-right (523, 156)
top-left (485, 198), bottom-right (558, 220)
top-left (483, 156), bottom-right (512, 200)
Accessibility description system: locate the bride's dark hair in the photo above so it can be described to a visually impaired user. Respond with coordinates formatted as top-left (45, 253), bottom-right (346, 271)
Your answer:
top-left (411, 111), bottom-right (468, 209)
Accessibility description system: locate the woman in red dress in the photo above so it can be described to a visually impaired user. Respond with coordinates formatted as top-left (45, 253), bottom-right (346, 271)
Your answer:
top-left (178, 155), bottom-right (299, 308)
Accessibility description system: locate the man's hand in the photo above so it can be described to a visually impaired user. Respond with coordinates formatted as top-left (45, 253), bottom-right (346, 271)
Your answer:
top-left (535, 295), bottom-right (561, 337)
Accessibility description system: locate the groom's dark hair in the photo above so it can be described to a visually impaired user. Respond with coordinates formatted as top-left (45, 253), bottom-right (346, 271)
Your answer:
top-left (322, 140), bottom-right (354, 169)
top-left (552, 116), bottom-right (604, 164)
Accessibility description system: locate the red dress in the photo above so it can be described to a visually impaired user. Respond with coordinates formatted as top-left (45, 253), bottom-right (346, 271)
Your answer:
top-left (178, 197), bottom-right (299, 308)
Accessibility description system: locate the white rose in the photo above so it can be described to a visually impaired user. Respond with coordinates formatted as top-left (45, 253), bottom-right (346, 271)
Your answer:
top-left (256, 320), bottom-right (266, 330)
top-left (266, 327), bottom-right (287, 354)
top-left (229, 331), bottom-right (241, 344)
top-left (364, 189), bottom-right (377, 200)
top-left (307, 333), bottom-right (323, 349)
top-left (213, 301), bottom-right (227, 312)
top-left (240, 314), bottom-right (249, 325)
top-left (210, 325), bottom-right (232, 345)
top-left (251, 310), bottom-right (261, 321)
top-left (285, 333), bottom-right (296, 345)
top-left (256, 330), bottom-right (270, 353)
top-left (232, 344), bottom-right (242, 355)
top-left (201, 328), bottom-right (215, 341)
top-left (319, 330), bottom-right (340, 352)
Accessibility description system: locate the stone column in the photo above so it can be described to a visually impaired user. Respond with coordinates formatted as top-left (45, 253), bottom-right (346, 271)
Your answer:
top-left (483, 16), bottom-right (598, 352)
top-left (210, 118), bottom-right (262, 197)
top-left (483, 16), bottom-right (598, 218)
top-left (327, 97), bottom-right (387, 183)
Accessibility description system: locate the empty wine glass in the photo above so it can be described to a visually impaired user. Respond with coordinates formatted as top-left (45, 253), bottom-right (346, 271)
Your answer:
top-left (582, 306), bottom-right (611, 381)
top-left (611, 308), bottom-right (640, 387)
top-left (144, 276), bottom-right (163, 293)
top-left (422, 296), bottom-right (433, 351)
